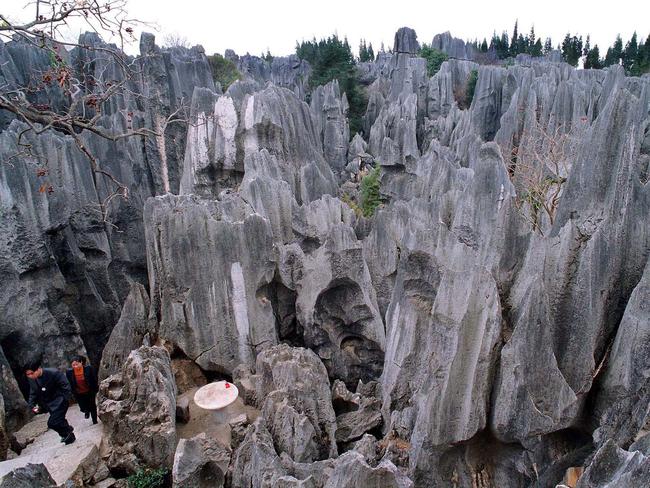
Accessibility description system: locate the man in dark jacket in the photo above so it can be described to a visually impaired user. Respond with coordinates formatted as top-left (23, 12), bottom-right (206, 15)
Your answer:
top-left (24, 359), bottom-right (76, 445)
top-left (66, 355), bottom-right (98, 424)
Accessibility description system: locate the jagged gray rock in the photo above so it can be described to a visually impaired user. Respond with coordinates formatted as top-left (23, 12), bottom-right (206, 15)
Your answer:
top-left (0, 463), bottom-right (55, 488)
top-left (323, 451), bottom-right (412, 488)
top-left (254, 344), bottom-right (337, 461)
top-left (393, 28), bottom-right (419, 55)
top-left (98, 283), bottom-right (154, 382)
top-left (144, 193), bottom-right (277, 373)
top-left (98, 346), bottom-right (176, 474)
top-left (577, 441), bottom-right (650, 487)
top-left (172, 433), bottom-right (230, 488)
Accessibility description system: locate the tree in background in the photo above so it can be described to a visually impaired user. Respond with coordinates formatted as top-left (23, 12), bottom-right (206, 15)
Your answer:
top-left (584, 45), bottom-right (602, 69)
top-left (359, 39), bottom-right (375, 62)
top-left (604, 35), bottom-right (624, 66)
top-left (419, 44), bottom-right (449, 76)
top-left (622, 32), bottom-right (638, 74)
top-left (207, 54), bottom-right (241, 90)
top-left (543, 38), bottom-right (553, 55)
top-left (561, 34), bottom-right (583, 66)
top-left (296, 34), bottom-right (367, 136)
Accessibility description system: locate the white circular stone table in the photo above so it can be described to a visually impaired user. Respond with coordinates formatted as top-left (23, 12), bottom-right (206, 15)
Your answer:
top-left (194, 380), bottom-right (239, 411)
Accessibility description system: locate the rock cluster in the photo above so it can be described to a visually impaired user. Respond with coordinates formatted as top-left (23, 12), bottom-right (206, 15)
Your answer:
top-left (1, 26), bottom-right (649, 488)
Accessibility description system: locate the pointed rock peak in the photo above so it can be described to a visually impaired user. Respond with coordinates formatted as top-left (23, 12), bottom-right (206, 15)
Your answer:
top-left (393, 27), bottom-right (419, 55)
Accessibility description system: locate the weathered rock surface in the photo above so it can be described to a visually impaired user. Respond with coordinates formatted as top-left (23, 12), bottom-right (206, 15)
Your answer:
top-left (577, 441), bottom-right (650, 487)
top-left (0, 463), bottom-right (55, 488)
top-left (324, 451), bottom-right (412, 488)
top-left (0, 32), bottom-right (215, 375)
top-left (172, 433), bottom-right (230, 488)
top-left (253, 344), bottom-right (337, 462)
top-left (98, 346), bottom-right (176, 474)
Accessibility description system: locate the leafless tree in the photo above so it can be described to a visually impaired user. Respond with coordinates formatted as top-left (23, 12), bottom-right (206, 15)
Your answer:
top-left (501, 119), bottom-right (584, 235)
top-left (0, 1), bottom-right (188, 222)
top-left (162, 32), bottom-right (190, 49)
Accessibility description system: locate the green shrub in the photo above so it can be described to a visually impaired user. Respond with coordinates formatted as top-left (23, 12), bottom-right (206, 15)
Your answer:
top-left (360, 166), bottom-right (382, 217)
top-left (207, 54), bottom-right (241, 90)
top-left (127, 468), bottom-right (168, 488)
top-left (418, 44), bottom-right (448, 77)
top-left (465, 69), bottom-right (478, 107)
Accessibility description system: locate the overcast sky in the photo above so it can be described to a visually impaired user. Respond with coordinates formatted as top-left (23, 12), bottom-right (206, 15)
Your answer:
top-left (4, 0), bottom-right (649, 57)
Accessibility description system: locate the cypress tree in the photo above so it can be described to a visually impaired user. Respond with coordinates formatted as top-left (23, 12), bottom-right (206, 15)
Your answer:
top-left (510, 20), bottom-right (519, 56)
top-left (585, 45), bottom-right (601, 69)
top-left (544, 37), bottom-right (553, 54)
top-left (623, 32), bottom-right (638, 74)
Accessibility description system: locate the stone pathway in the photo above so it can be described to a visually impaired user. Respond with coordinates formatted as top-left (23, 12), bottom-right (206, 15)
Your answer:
top-left (0, 405), bottom-right (102, 485)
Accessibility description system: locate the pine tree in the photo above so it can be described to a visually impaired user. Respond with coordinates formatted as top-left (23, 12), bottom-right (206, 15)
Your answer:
top-left (584, 45), bottom-right (601, 69)
top-left (528, 26), bottom-right (536, 55)
top-left (544, 37), bottom-right (553, 55)
top-left (510, 20), bottom-right (519, 56)
top-left (605, 35), bottom-right (623, 66)
top-left (623, 32), bottom-right (638, 74)
top-left (481, 38), bottom-right (488, 52)
top-left (584, 35), bottom-right (590, 57)
top-left (532, 39), bottom-right (543, 57)
top-left (368, 43), bottom-right (374, 61)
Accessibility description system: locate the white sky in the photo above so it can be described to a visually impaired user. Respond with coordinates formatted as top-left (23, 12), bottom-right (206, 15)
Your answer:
top-left (3, 0), bottom-right (649, 57)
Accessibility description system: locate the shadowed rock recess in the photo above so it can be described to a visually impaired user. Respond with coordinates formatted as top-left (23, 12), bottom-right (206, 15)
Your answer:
top-left (0, 26), bottom-right (649, 487)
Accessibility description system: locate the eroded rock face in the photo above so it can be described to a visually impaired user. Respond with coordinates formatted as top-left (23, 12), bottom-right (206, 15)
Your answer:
top-left (576, 441), bottom-right (650, 487)
top-left (144, 193), bottom-right (277, 374)
top-left (0, 463), bottom-right (56, 488)
top-left (0, 31), bottom-right (215, 374)
top-left (254, 344), bottom-right (337, 462)
top-left (98, 346), bottom-right (176, 474)
top-left (172, 433), bottom-right (230, 488)
top-left (324, 451), bottom-right (412, 488)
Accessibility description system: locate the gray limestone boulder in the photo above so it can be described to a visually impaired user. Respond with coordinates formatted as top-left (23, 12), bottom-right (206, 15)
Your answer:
top-left (171, 433), bottom-right (230, 488)
top-left (254, 344), bottom-right (337, 461)
top-left (98, 346), bottom-right (176, 474)
top-left (98, 283), bottom-right (154, 382)
top-left (144, 193), bottom-right (277, 374)
top-left (393, 28), bottom-right (419, 55)
top-left (324, 451), bottom-right (413, 488)
top-left (577, 441), bottom-right (650, 487)
top-left (0, 463), bottom-right (55, 488)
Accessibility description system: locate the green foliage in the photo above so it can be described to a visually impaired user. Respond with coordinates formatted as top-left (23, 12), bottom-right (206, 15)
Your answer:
top-left (584, 45), bottom-right (602, 69)
top-left (561, 33), bottom-right (583, 66)
top-left (296, 35), bottom-right (367, 135)
top-left (207, 53), bottom-right (241, 90)
top-left (418, 44), bottom-right (448, 77)
top-left (263, 49), bottom-right (273, 63)
top-left (359, 39), bottom-right (374, 62)
top-left (127, 468), bottom-right (168, 488)
top-left (465, 69), bottom-right (478, 107)
top-left (359, 166), bottom-right (382, 217)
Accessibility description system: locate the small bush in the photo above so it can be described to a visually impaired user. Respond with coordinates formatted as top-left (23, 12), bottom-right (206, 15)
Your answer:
top-left (207, 54), bottom-right (241, 90)
top-left (418, 44), bottom-right (449, 77)
top-left (127, 468), bottom-right (168, 488)
top-left (465, 69), bottom-right (478, 107)
top-left (359, 166), bottom-right (382, 217)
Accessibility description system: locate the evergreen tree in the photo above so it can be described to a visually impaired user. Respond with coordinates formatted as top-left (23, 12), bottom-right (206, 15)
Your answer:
top-left (604, 35), bottom-right (623, 66)
top-left (532, 39), bottom-right (543, 57)
top-left (296, 34), bottom-right (367, 135)
top-left (527, 26), bottom-right (536, 54)
top-left (561, 34), bottom-right (583, 66)
top-left (543, 37), bottom-right (553, 54)
top-left (510, 20), bottom-right (519, 56)
top-left (368, 43), bottom-right (374, 62)
top-left (583, 35), bottom-right (590, 57)
top-left (623, 32), bottom-right (638, 74)
top-left (584, 45), bottom-right (601, 69)
top-left (481, 38), bottom-right (488, 52)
